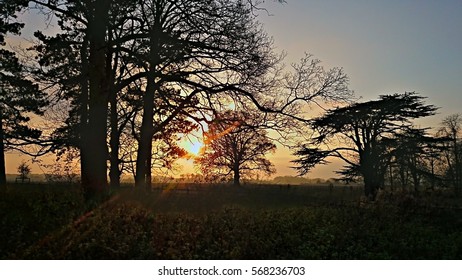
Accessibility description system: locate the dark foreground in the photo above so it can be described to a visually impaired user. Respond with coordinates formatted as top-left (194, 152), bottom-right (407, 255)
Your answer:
top-left (1, 183), bottom-right (462, 259)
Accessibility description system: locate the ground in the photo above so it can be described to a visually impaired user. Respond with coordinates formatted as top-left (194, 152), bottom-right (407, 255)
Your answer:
top-left (1, 183), bottom-right (462, 259)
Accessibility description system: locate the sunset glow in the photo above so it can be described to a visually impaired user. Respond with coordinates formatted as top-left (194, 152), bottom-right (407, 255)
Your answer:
top-left (182, 139), bottom-right (204, 158)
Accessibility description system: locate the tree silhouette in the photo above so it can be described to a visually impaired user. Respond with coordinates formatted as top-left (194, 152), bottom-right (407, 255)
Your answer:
top-left (0, 4), bottom-right (47, 189)
top-left (127, 0), bottom-right (283, 188)
top-left (390, 127), bottom-right (444, 192)
top-left (18, 0), bottom-right (283, 194)
top-left (438, 114), bottom-right (462, 193)
top-left (14, 0), bottom-right (118, 197)
top-left (293, 92), bottom-right (437, 200)
top-left (196, 110), bottom-right (276, 185)
top-left (0, 49), bottom-right (48, 189)
top-left (17, 161), bottom-right (31, 183)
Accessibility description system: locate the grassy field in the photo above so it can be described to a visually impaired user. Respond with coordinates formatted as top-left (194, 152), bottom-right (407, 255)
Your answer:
top-left (1, 183), bottom-right (462, 259)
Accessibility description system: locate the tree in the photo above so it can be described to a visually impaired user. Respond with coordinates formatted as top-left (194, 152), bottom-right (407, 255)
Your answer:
top-left (4, 0), bottom-right (117, 197)
top-left (1, 51), bottom-right (50, 185)
top-left (293, 92), bottom-right (437, 200)
top-left (0, 49), bottom-right (48, 189)
top-left (196, 110), bottom-right (276, 185)
top-left (390, 127), bottom-right (443, 192)
top-left (30, 0), bottom-right (149, 190)
top-left (23, 0), bottom-right (283, 192)
top-left (129, 0), bottom-right (282, 188)
top-left (122, 87), bottom-right (198, 185)
top-left (438, 114), bottom-right (462, 193)
top-left (17, 161), bottom-right (31, 183)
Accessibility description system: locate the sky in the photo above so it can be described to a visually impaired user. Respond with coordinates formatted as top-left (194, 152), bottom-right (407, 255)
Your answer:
top-left (260, 0), bottom-right (462, 113)
top-left (5, 0), bottom-right (462, 179)
top-left (252, 0), bottom-right (462, 178)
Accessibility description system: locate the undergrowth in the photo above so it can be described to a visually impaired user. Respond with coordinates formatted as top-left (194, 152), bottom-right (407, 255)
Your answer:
top-left (2, 185), bottom-right (462, 259)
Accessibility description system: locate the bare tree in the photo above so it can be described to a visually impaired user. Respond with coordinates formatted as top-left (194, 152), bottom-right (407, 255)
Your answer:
top-left (196, 110), bottom-right (276, 185)
top-left (438, 114), bottom-right (462, 194)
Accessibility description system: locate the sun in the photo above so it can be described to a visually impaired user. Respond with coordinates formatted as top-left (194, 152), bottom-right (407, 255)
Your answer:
top-left (189, 140), bottom-right (204, 156)
top-left (181, 138), bottom-right (204, 158)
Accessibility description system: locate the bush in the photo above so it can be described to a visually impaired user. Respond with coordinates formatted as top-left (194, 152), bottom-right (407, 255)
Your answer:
top-left (0, 185), bottom-right (86, 259)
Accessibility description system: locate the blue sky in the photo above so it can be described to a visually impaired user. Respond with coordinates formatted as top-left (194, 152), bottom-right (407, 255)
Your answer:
top-left (257, 0), bottom-right (462, 178)
top-left (260, 0), bottom-right (462, 123)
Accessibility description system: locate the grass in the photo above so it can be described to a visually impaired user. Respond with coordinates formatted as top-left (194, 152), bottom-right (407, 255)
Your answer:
top-left (1, 183), bottom-right (462, 259)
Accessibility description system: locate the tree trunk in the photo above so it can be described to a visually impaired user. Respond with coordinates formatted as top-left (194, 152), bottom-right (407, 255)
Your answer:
top-left (109, 90), bottom-right (120, 189)
top-left (146, 147), bottom-right (152, 190)
top-left (361, 152), bottom-right (379, 200)
top-left (79, 36), bottom-right (90, 191)
top-left (135, 71), bottom-right (155, 189)
top-left (135, 23), bottom-right (161, 189)
top-left (81, 0), bottom-right (111, 199)
top-left (455, 138), bottom-right (461, 195)
top-left (389, 164), bottom-right (394, 192)
top-left (430, 159), bottom-right (435, 190)
top-left (0, 115), bottom-right (6, 190)
top-left (233, 164), bottom-right (240, 186)
top-left (108, 36), bottom-right (120, 189)
top-left (363, 174), bottom-right (379, 201)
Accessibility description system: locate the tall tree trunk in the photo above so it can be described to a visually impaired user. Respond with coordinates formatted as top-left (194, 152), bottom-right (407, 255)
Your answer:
top-left (81, 0), bottom-right (111, 199)
top-left (79, 36), bottom-right (90, 191)
top-left (135, 71), bottom-right (156, 189)
top-left (135, 22), bottom-right (161, 189)
top-left (108, 34), bottom-right (120, 189)
top-left (0, 114), bottom-right (6, 190)
top-left (109, 91), bottom-right (120, 189)
top-left (146, 147), bottom-right (152, 190)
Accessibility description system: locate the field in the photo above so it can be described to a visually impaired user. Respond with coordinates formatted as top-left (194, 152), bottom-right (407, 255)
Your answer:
top-left (1, 183), bottom-right (462, 259)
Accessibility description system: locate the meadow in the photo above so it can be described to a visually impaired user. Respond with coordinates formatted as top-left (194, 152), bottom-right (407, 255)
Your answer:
top-left (1, 183), bottom-right (462, 259)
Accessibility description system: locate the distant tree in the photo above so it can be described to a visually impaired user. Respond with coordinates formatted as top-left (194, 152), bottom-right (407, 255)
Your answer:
top-left (391, 127), bottom-right (444, 192)
top-left (196, 110), bottom-right (276, 185)
top-left (293, 92), bottom-right (437, 200)
top-left (17, 161), bottom-right (31, 182)
top-left (438, 114), bottom-right (462, 193)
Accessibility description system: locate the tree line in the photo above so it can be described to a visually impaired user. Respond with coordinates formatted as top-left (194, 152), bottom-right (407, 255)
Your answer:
top-left (1, 1), bottom-right (460, 201)
top-left (293, 94), bottom-right (462, 200)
